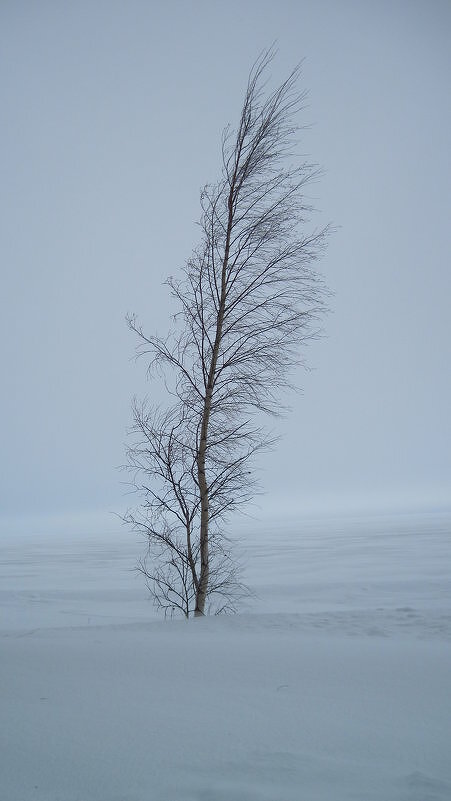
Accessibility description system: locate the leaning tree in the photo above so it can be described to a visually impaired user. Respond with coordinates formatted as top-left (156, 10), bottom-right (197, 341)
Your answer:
top-left (126, 50), bottom-right (329, 617)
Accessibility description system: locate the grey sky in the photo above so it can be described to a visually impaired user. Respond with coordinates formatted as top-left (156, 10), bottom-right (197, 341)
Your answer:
top-left (1, 0), bottom-right (450, 530)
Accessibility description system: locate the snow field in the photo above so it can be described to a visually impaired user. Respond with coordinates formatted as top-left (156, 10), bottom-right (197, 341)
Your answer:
top-left (1, 511), bottom-right (450, 800)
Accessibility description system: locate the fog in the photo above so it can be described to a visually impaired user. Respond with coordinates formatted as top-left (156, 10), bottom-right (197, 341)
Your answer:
top-left (1, 0), bottom-right (450, 533)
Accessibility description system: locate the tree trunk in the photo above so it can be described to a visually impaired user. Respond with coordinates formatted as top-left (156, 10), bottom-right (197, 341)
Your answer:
top-left (194, 191), bottom-right (235, 615)
top-left (194, 316), bottom-right (225, 615)
top-left (194, 396), bottom-right (211, 615)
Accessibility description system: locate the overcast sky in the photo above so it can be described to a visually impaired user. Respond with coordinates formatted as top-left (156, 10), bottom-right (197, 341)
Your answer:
top-left (1, 0), bottom-right (450, 532)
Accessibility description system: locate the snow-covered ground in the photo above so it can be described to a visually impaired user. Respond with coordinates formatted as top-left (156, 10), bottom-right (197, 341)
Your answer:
top-left (1, 510), bottom-right (450, 800)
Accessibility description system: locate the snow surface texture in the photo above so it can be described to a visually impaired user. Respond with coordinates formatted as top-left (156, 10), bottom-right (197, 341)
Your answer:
top-left (1, 511), bottom-right (450, 800)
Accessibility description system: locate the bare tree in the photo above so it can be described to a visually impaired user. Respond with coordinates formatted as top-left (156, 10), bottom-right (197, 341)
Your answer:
top-left (126, 49), bottom-right (329, 617)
